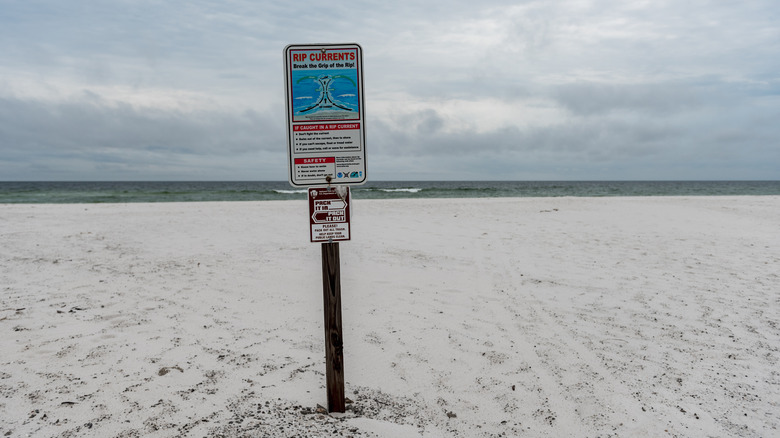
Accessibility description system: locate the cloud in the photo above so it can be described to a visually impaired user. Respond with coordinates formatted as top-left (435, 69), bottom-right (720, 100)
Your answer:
top-left (552, 82), bottom-right (703, 116)
top-left (1, 0), bottom-right (779, 180)
top-left (0, 93), bottom-right (286, 180)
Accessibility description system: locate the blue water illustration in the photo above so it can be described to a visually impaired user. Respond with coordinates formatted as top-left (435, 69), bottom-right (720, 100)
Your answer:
top-left (292, 69), bottom-right (359, 120)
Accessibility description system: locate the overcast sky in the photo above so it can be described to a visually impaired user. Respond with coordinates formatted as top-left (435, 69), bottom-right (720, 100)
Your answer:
top-left (1, 0), bottom-right (779, 181)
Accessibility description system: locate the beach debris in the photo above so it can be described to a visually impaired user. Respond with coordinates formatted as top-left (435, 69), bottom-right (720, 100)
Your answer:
top-left (534, 408), bottom-right (557, 426)
top-left (56, 306), bottom-right (86, 314)
top-left (158, 366), bottom-right (184, 376)
top-left (0, 308), bottom-right (26, 321)
top-left (60, 401), bottom-right (77, 406)
top-left (446, 410), bottom-right (457, 418)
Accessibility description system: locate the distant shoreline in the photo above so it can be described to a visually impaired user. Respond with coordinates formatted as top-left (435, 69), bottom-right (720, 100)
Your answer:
top-left (2, 180), bottom-right (780, 204)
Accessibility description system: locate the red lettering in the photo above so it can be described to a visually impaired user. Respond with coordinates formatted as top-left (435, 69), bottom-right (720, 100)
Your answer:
top-left (294, 157), bottom-right (335, 165)
top-left (309, 51), bottom-right (354, 62)
top-left (294, 124), bottom-right (359, 132)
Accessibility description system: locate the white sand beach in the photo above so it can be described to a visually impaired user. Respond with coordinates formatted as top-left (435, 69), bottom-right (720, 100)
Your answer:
top-left (1, 196), bottom-right (779, 437)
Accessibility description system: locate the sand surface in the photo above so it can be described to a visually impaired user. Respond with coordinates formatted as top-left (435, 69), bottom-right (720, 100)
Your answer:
top-left (1, 197), bottom-right (779, 437)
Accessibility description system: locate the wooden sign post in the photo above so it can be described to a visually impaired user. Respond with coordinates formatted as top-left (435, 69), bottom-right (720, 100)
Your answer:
top-left (321, 241), bottom-right (345, 412)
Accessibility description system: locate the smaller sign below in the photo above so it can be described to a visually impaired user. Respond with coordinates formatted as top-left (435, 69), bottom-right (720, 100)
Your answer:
top-left (309, 186), bottom-right (351, 242)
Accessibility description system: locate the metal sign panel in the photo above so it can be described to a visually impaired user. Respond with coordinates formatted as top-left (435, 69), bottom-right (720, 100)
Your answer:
top-left (309, 187), bottom-right (351, 242)
top-left (284, 43), bottom-right (367, 187)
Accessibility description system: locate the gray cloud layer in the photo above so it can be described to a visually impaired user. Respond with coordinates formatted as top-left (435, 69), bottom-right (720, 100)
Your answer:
top-left (1, 0), bottom-right (778, 181)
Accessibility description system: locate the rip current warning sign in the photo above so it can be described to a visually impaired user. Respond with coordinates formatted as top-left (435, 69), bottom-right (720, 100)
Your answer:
top-left (284, 43), bottom-right (366, 187)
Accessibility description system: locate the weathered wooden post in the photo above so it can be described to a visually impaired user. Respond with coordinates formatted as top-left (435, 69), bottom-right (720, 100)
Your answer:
top-left (321, 241), bottom-right (345, 412)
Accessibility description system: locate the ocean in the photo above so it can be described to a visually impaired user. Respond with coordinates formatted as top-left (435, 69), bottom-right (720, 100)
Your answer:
top-left (1, 181), bottom-right (779, 204)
